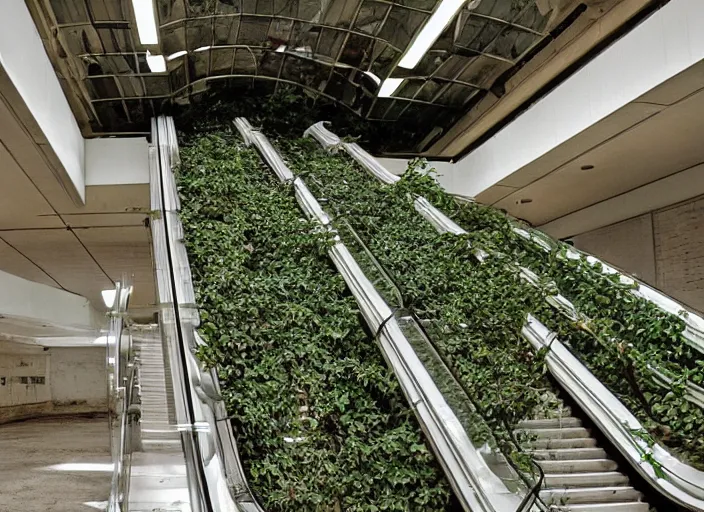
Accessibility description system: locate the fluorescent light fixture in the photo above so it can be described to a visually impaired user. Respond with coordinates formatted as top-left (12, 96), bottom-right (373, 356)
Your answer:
top-left (101, 289), bottom-right (116, 308)
top-left (146, 51), bottom-right (166, 72)
top-left (363, 71), bottom-right (381, 86)
top-left (131, 0), bottom-right (159, 45)
top-left (398, 0), bottom-right (466, 69)
top-left (167, 50), bottom-right (187, 61)
top-left (378, 78), bottom-right (404, 97)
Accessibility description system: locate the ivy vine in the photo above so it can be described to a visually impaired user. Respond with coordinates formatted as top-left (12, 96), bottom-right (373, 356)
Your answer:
top-left (276, 137), bottom-right (704, 471)
top-left (176, 130), bottom-right (458, 510)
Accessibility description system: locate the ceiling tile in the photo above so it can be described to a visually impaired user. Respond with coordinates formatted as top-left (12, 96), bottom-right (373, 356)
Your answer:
top-left (74, 226), bottom-right (155, 310)
top-left (0, 237), bottom-right (60, 288)
top-left (1, 229), bottom-right (113, 308)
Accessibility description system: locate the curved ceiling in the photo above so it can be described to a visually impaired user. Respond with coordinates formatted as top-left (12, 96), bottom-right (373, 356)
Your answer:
top-left (27, 0), bottom-right (657, 155)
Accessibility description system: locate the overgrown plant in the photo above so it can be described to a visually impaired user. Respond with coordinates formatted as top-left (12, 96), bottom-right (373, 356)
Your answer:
top-left (176, 130), bottom-right (458, 510)
top-left (277, 137), bottom-right (704, 470)
top-left (278, 138), bottom-right (562, 465)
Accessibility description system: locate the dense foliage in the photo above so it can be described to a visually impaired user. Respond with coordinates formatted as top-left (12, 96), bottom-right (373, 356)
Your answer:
top-left (276, 137), bottom-right (704, 470)
top-left (176, 130), bottom-right (458, 510)
top-left (278, 138), bottom-right (561, 468)
top-left (430, 181), bottom-right (704, 469)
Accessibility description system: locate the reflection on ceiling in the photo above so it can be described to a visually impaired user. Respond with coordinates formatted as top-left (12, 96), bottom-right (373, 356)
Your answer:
top-left (27, 0), bottom-right (607, 153)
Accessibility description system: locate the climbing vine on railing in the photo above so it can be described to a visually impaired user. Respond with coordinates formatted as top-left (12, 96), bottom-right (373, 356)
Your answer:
top-left (278, 138), bottom-right (562, 467)
top-left (176, 130), bottom-right (457, 511)
top-left (278, 137), bottom-right (704, 470)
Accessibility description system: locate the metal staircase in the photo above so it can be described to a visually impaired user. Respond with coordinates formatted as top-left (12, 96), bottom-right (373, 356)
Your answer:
top-left (128, 327), bottom-right (191, 512)
top-left (518, 400), bottom-right (650, 512)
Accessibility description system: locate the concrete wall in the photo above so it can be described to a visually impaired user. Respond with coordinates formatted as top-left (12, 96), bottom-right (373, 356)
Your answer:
top-left (569, 194), bottom-right (704, 313)
top-left (0, 341), bottom-right (106, 423)
top-left (0, 342), bottom-right (51, 413)
top-left (48, 347), bottom-right (107, 408)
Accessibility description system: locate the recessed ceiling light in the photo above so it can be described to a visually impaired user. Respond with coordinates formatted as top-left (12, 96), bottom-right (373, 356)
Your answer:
top-left (379, 78), bottom-right (404, 97)
top-left (580, 164), bottom-right (595, 170)
top-left (398, 0), bottom-right (467, 69)
top-left (131, 0), bottom-right (159, 45)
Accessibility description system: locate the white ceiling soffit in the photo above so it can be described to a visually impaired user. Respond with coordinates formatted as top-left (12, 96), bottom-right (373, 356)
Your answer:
top-left (436, 0), bottom-right (704, 199)
top-left (0, 268), bottom-right (103, 336)
top-left (489, 81), bottom-right (704, 228)
top-left (0, 0), bottom-right (85, 204)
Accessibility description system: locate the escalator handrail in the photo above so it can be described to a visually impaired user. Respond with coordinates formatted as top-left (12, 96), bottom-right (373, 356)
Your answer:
top-left (107, 281), bottom-right (134, 512)
top-left (151, 116), bottom-right (262, 512)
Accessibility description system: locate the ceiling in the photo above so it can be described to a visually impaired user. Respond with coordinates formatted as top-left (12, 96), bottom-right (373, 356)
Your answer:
top-left (0, 84), bottom-right (155, 321)
top-left (24, 0), bottom-right (661, 155)
top-left (477, 60), bottom-right (704, 233)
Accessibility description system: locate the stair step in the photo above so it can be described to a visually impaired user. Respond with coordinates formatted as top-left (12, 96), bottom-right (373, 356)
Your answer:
top-left (537, 459), bottom-right (618, 473)
top-left (541, 486), bottom-right (643, 505)
top-left (516, 427), bottom-right (590, 439)
top-left (550, 503), bottom-right (650, 512)
top-left (527, 438), bottom-right (598, 450)
top-left (544, 472), bottom-right (629, 488)
top-left (531, 448), bottom-right (607, 461)
top-left (518, 417), bottom-right (582, 429)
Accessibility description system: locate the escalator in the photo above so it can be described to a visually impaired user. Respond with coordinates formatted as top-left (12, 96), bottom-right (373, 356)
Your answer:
top-left (111, 115), bottom-right (704, 512)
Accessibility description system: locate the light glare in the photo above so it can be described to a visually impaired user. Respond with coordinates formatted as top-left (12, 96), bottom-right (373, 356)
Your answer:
top-left (398, 0), bottom-right (466, 69)
top-left (378, 78), bottom-right (403, 98)
top-left (131, 0), bottom-right (159, 45)
top-left (146, 51), bottom-right (166, 72)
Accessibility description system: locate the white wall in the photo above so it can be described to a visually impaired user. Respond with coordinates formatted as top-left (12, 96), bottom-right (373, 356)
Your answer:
top-left (0, 269), bottom-right (102, 331)
top-left (436, 0), bottom-right (704, 198)
top-left (0, 0), bottom-right (85, 201)
top-left (0, 341), bottom-right (107, 423)
top-left (48, 347), bottom-right (107, 407)
top-left (86, 138), bottom-right (150, 186)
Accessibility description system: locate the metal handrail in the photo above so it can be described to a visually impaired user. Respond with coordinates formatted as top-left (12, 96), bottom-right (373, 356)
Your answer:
top-left (338, 216), bottom-right (544, 501)
top-left (304, 121), bottom-right (704, 510)
top-left (106, 281), bottom-right (134, 512)
top-left (151, 115), bottom-right (260, 512)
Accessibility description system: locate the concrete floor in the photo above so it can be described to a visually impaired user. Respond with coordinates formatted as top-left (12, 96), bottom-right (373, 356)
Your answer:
top-left (0, 415), bottom-right (112, 512)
